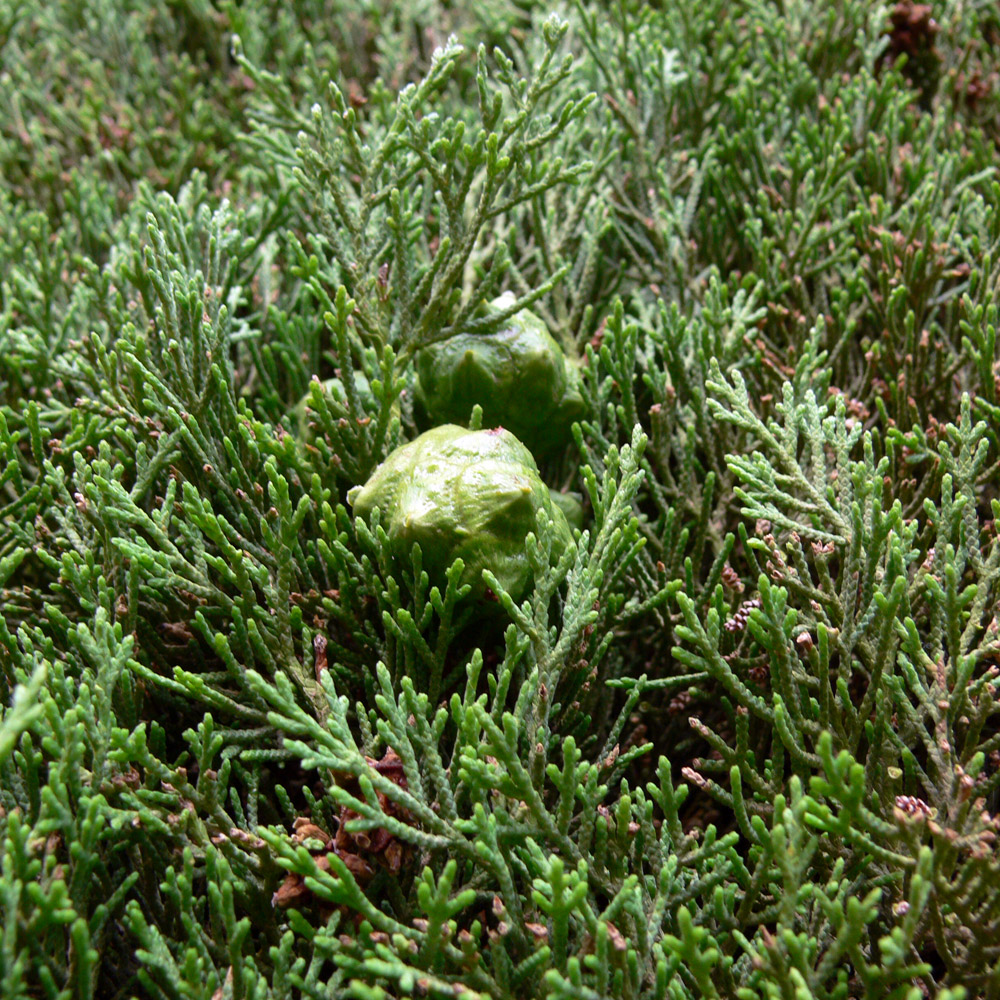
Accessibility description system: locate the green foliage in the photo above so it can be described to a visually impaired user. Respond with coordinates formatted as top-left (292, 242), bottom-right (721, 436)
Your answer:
top-left (2, 0), bottom-right (1000, 998)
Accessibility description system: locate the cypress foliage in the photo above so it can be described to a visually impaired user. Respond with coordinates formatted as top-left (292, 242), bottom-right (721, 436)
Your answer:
top-left (1, 1), bottom-right (999, 997)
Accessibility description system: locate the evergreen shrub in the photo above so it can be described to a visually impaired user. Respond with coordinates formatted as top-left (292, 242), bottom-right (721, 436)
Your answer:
top-left (2, 1), bottom-right (999, 997)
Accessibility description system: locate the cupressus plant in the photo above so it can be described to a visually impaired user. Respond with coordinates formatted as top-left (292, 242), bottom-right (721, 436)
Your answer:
top-left (1, 0), bottom-right (999, 998)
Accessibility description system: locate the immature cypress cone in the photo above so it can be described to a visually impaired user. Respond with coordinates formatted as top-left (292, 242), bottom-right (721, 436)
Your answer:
top-left (548, 487), bottom-right (584, 531)
top-left (414, 293), bottom-right (585, 456)
top-left (350, 425), bottom-right (573, 601)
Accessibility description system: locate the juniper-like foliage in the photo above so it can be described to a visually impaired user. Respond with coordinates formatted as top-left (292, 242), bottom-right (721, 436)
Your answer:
top-left (2, 1), bottom-right (999, 998)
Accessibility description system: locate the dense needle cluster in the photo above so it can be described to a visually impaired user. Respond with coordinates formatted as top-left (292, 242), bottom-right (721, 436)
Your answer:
top-left (2, 1), bottom-right (1000, 998)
